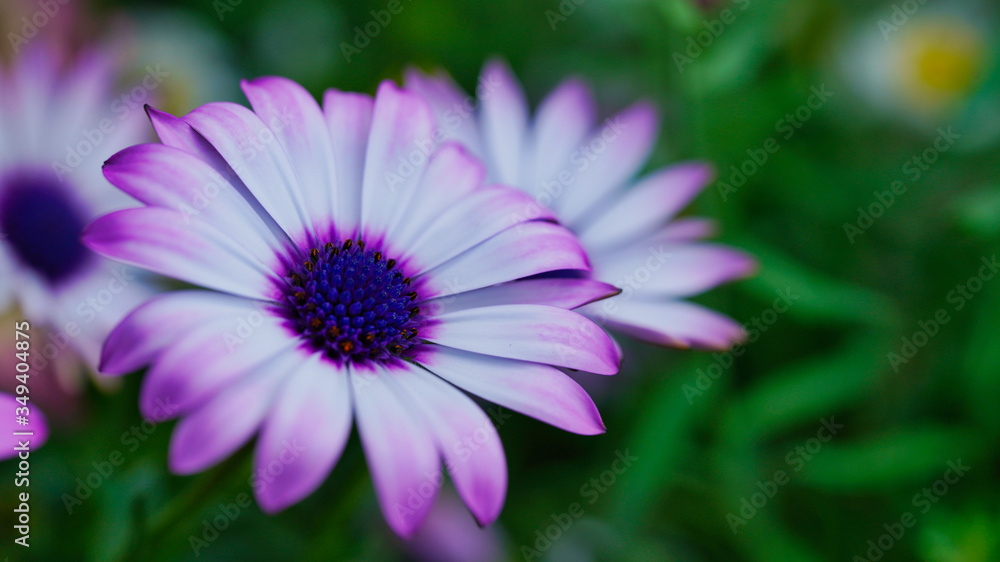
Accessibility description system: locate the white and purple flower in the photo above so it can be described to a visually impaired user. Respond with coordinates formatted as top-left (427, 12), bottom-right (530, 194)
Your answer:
top-left (406, 61), bottom-right (756, 350)
top-left (84, 77), bottom-right (621, 536)
top-left (0, 45), bottom-right (153, 382)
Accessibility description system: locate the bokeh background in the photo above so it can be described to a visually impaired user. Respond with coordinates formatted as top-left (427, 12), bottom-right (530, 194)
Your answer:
top-left (2, 0), bottom-right (1000, 560)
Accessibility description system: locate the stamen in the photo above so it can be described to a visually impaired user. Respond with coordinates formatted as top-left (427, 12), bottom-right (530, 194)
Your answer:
top-left (279, 238), bottom-right (422, 363)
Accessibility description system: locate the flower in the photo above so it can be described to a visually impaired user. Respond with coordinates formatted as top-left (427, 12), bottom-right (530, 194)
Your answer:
top-left (0, 392), bottom-right (48, 461)
top-left (837, 2), bottom-right (999, 147)
top-left (84, 77), bottom-right (621, 536)
top-left (405, 61), bottom-right (756, 351)
top-left (0, 45), bottom-right (154, 382)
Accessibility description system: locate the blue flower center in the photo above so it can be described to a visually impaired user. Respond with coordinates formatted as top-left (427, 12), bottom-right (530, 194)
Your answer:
top-left (280, 239), bottom-right (422, 363)
top-left (0, 174), bottom-right (90, 284)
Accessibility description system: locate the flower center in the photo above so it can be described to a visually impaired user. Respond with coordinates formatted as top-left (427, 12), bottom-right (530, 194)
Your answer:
top-left (279, 239), bottom-right (422, 363)
top-left (0, 173), bottom-right (91, 284)
top-left (897, 19), bottom-right (985, 108)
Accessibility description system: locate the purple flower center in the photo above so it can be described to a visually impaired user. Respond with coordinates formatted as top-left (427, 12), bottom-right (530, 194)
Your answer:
top-left (0, 174), bottom-right (90, 284)
top-left (279, 239), bottom-right (422, 363)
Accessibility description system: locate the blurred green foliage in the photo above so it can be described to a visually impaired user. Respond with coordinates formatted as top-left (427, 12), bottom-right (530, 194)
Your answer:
top-left (3, 0), bottom-right (1000, 560)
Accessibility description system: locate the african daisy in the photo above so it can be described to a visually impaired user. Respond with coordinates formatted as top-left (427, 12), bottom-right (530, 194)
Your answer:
top-left (406, 61), bottom-right (756, 350)
top-left (0, 45), bottom-right (153, 380)
top-left (84, 77), bottom-right (621, 536)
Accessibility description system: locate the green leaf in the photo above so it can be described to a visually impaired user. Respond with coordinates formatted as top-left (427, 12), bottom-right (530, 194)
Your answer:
top-left (608, 355), bottom-right (715, 531)
top-left (951, 185), bottom-right (1000, 239)
top-left (725, 335), bottom-right (885, 438)
top-left (961, 283), bottom-right (1000, 433)
top-left (797, 427), bottom-right (984, 490)
top-left (739, 237), bottom-right (900, 326)
top-left (656, 0), bottom-right (702, 34)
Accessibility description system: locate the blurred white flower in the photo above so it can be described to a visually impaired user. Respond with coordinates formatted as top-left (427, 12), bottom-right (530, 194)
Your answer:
top-left (839, 1), bottom-right (1000, 148)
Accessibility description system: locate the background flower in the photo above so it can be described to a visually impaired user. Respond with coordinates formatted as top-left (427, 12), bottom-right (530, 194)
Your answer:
top-left (407, 60), bottom-right (756, 351)
top-left (0, 42), bottom-right (157, 393)
top-left (836, 0), bottom-right (1000, 149)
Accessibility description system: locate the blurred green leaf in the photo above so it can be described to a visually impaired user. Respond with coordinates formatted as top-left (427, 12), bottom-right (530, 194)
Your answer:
top-left (608, 355), bottom-right (711, 532)
top-left (656, 0), bottom-right (702, 33)
top-left (798, 427), bottom-right (984, 490)
top-left (740, 237), bottom-right (900, 326)
top-left (961, 283), bottom-right (1000, 434)
top-left (89, 461), bottom-right (164, 562)
top-left (918, 508), bottom-right (1000, 562)
top-left (951, 184), bottom-right (1000, 239)
top-left (724, 335), bottom-right (885, 438)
